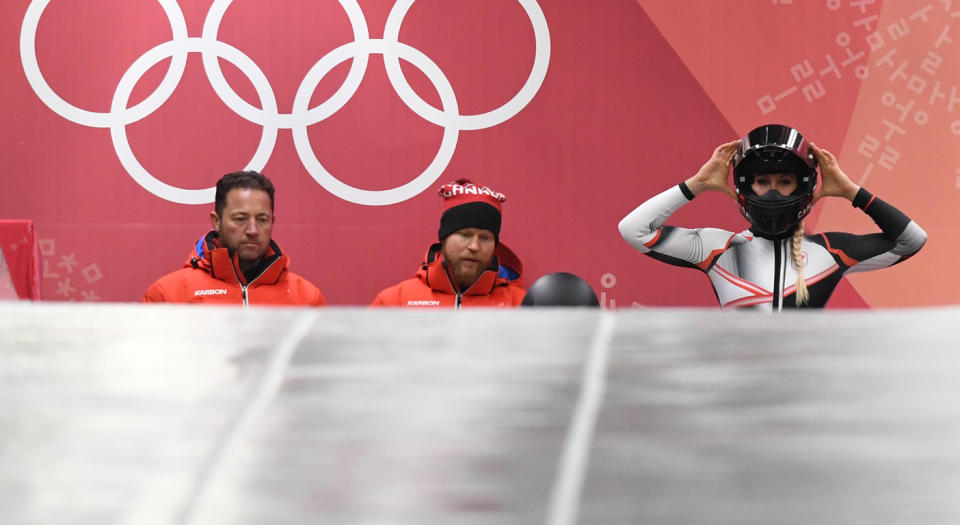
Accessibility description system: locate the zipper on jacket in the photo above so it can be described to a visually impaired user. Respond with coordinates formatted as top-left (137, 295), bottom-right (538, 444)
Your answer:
top-left (231, 261), bottom-right (273, 308)
top-left (773, 239), bottom-right (784, 312)
top-left (233, 267), bottom-right (250, 308)
top-left (442, 263), bottom-right (466, 310)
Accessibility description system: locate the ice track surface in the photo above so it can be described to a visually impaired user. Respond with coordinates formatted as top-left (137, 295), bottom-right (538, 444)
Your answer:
top-left (2, 303), bottom-right (960, 524)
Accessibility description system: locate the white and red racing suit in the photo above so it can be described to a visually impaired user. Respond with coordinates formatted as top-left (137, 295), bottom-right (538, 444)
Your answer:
top-left (618, 183), bottom-right (927, 310)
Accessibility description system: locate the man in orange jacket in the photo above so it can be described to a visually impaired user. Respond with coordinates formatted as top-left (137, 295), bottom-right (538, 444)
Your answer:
top-left (372, 178), bottom-right (525, 308)
top-left (143, 171), bottom-right (325, 306)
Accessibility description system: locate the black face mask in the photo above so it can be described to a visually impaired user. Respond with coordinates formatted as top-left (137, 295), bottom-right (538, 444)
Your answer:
top-left (740, 189), bottom-right (811, 239)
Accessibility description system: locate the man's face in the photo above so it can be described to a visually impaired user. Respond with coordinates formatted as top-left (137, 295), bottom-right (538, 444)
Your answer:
top-left (441, 227), bottom-right (496, 291)
top-left (211, 188), bottom-right (274, 265)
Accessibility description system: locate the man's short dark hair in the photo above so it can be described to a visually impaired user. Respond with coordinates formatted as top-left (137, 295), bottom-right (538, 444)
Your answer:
top-left (215, 171), bottom-right (276, 217)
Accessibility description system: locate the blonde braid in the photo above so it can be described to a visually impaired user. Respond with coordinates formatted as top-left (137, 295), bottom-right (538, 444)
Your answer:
top-left (792, 221), bottom-right (808, 306)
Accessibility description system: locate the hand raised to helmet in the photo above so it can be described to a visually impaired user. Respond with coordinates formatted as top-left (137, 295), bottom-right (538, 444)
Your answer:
top-left (810, 144), bottom-right (860, 203)
top-left (685, 140), bottom-right (740, 200)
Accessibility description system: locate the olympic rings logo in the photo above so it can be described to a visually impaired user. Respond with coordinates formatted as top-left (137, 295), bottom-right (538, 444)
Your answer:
top-left (19, 0), bottom-right (550, 206)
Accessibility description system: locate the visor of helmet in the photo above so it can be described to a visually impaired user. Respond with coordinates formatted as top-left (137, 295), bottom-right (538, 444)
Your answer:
top-left (734, 124), bottom-right (817, 197)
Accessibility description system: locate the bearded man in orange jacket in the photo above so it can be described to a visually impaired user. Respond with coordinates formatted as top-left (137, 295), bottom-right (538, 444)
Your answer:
top-left (372, 178), bottom-right (525, 308)
top-left (143, 171), bottom-right (325, 306)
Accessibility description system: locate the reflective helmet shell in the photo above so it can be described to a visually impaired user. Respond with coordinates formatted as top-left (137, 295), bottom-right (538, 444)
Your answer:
top-left (733, 124), bottom-right (818, 238)
top-left (520, 272), bottom-right (600, 307)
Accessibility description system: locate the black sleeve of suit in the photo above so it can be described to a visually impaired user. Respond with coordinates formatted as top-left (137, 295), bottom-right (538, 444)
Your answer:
top-left (852, 187), bottom-right (910, 241)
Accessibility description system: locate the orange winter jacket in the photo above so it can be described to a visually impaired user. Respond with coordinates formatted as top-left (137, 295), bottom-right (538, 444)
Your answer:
top-left (371, 242), bottom-right (525, 308)
top-left (143, 232), bottom-right (325, 306)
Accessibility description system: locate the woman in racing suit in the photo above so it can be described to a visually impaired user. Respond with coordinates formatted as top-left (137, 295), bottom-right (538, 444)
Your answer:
top-left (618, 124), bottom-right (927, 310)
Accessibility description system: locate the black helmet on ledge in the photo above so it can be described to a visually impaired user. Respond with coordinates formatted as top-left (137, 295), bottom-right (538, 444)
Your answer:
top-left (521, 272), bottom-right (600, 307)
top-left (733, 124), bottom-right (818, 239)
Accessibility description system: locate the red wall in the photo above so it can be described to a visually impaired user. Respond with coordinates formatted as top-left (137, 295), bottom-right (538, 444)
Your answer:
top-left (2, 0), bottom-right (954, 307)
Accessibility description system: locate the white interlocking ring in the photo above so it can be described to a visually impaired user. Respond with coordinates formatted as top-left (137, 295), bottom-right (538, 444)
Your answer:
top-left (20, 0), bottom-right (550, 206)
top-left (293, 39), bottom-right (459, 205)
top-left (111, 37), bottom-right (279, 204)
top-left (21, 0), bottom-right (190, 129)
top-left (383, 0), bottom-right (550, 131)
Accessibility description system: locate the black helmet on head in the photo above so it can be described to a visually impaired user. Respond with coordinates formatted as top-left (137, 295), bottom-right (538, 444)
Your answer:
top-left (733, 124), bottom-right (818, 238)
top-left (521, 272), bottom-right (600, 307)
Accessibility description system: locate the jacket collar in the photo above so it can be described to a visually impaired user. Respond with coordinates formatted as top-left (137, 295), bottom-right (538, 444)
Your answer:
top-left (416, 242), bottom-right (523, 295)
top-left (187, 231), bottom-right (287, 286)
